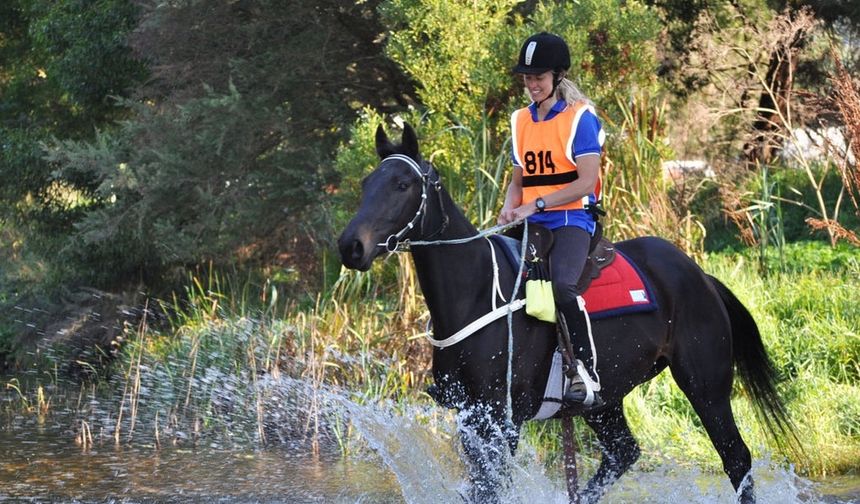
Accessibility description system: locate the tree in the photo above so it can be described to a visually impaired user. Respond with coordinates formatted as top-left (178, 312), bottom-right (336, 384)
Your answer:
top-left (0, 0), bottom-right (146, 260)
top-left (43, 0), bottom-right (415, 288)
top-left (741, 8), bottom-right (819, 167)
top-left (337, 0), bottom-right (663, 230)
top-left (645, 0), bottom-right (859, 160)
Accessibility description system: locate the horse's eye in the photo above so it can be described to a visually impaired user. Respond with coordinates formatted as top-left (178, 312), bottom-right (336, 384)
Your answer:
top-left (397, 181), bottom-right (409, 191)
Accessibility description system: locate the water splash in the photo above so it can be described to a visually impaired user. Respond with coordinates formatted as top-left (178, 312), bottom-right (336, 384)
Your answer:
top-left (255, 377), bottom-right (849, 504)
top-left (281, 378), bottom-right (853, 504)
top-left (3, 373), bottom-right (857, 503)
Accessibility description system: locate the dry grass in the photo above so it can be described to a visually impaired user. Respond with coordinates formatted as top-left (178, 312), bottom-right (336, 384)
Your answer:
top-left (805, 217), bottom-right (860, 246)
top-left (793, 48), bottom-right (860, 248)
top-left (601, 93), bottom-right (706, 256)
top-left (831, 47), bottom-right (860, 216)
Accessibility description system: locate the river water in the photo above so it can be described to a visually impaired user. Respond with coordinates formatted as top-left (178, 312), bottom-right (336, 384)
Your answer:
top-left (2, 376), bottom-right (858, 503)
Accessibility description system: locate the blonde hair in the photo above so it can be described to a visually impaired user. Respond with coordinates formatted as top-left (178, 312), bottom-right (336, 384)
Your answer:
top-left (556, 75), bottom-right (592, 106)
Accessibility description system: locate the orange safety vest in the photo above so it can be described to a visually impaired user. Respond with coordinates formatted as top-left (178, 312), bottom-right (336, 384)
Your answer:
top-left (511, 101), bottom-right (602, 211)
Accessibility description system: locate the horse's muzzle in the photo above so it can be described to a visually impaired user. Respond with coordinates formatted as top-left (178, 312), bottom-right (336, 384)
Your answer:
top-left (337, 233), bottom-right (374, 271)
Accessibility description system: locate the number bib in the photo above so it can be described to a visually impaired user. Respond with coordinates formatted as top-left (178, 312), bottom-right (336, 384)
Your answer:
top-left (511, 101), bottom-right (597, 211)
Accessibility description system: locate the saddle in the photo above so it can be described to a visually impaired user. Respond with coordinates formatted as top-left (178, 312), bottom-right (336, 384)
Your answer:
top-left (499, 222), bottom-right (617, 382)
top-left (502, 222), bottom-right (616, 293)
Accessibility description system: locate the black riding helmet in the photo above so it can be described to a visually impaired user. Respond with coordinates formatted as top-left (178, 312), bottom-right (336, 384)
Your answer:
top-left (512, 32), bottom-right (571, 75)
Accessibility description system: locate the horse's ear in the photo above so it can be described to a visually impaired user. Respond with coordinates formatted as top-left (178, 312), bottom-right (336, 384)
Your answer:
top-left (375, 124), bottom-right (396, 159)
top-left (401, 122), bottom-right (420, 159)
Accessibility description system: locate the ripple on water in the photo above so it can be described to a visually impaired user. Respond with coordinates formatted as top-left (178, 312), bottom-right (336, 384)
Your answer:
top-left (1, 376), bottom-right (857, 503)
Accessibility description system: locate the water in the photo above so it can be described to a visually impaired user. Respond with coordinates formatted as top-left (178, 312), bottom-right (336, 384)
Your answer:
top-left (1, 377), bottom-right (857, 503)
top-left (0, 438), bottom-right (400, 502)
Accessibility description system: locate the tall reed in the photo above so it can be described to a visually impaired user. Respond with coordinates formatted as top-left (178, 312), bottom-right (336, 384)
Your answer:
top-left (4, 244), bottom-right (857, 477)
top-left (440, 113), bottom-right (512, 227)
top-left (601, 92), bottom-right (706, 255)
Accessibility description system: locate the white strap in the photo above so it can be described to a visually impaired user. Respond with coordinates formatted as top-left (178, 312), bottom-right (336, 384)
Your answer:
top-left (406, 220), bottom-right (520, 247)
top-left (576, 295), bottom-right (601, 389)
top-left (383, 153), bottom-right (424, 176)
top-left (575, 360), bottom-right (601, 402)
top-left (487, 237), bottom-right (507, 309)
top-left (424, 299), bottom-right (526, 348)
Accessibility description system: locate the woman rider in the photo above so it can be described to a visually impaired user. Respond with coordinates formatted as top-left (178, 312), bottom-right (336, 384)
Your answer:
top-left (498, 32), bottom-right (605, 410)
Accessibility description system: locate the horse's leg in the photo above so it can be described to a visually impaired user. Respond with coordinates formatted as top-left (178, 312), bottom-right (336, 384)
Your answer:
top-left (458, 404), bottom-right (518, 503)
top-left (670, 360), bottom-right (755, 503)
top-left (579, 403), bottom-right (641, 504)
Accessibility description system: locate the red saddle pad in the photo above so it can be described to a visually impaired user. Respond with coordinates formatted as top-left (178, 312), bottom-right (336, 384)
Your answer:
top-left (582, 250), bottom-right (657, 320)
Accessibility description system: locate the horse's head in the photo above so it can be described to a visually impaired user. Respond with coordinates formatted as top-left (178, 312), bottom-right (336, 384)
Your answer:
top-left (338, 123), bottom-right (445, 271)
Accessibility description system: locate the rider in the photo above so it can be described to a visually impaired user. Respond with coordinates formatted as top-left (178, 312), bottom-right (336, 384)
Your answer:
top-left (498, 32), bottom-right (605, 410)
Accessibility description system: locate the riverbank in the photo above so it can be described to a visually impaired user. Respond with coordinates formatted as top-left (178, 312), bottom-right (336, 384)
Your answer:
top-left (2, 374), bottom-right (858, 503)
top-left (2, 242), bottom-right (859, 478)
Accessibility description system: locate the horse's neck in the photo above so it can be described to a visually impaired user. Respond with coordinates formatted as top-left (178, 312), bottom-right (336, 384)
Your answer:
top-left (410, 191), bottom-right (494, 337)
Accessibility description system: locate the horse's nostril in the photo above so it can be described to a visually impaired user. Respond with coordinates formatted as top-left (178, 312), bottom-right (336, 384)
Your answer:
top-left (350, 240), bottom-right (364, 261)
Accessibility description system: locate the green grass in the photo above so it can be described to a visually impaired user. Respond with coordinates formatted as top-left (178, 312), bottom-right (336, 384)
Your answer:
top-left (124, 243), bottom-right (860, 475)
top-left (24, 256), bottom-right (435, 449)
top-left (3, 242), bottom-right (858, 477)
top-left (598, 244), bottom-right (859, 476)
top-left (519, 243), bottom-right (859, 476)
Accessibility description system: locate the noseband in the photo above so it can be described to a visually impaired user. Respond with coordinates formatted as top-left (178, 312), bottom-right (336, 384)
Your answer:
top-left (378, 154), bottom-right (449, 252)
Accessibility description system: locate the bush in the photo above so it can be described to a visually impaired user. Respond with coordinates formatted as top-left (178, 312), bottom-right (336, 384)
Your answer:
top-left (338, 0), bottom-right (663, 230)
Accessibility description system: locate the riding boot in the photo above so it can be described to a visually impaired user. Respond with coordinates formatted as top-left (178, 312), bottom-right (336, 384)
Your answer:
top-left (559, 297), bottom-right (604, 410)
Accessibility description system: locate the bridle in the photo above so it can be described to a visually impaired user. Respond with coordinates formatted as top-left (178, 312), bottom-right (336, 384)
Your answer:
top-left (371, 154), bottom-right (528, 428)
top-left (377, 154), bottom-right (449, 252)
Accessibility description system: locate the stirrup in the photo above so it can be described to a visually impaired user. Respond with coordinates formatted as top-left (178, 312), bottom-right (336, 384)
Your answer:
top-left (563, 361), bottom-right (604, 409)
top-left (563, 379), bottom-right (604, 408)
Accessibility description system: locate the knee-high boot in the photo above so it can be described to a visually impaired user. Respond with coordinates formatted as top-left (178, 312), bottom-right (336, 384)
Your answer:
top-left (559, 296), bottom-right (604, 409)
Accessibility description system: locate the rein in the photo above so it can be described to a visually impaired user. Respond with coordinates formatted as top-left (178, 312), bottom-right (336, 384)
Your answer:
top-left (376, 154), bottom-right (524, 251)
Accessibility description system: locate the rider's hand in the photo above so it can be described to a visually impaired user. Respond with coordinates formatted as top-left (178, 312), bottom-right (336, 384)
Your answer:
top-left (497, 203), bottom-right (535, 225)
top-left (498, 206), bottom-right (516, 225)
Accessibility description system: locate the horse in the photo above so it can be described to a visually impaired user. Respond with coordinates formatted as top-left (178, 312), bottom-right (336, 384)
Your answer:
top-left (337, 123), bottom-right (796, 503)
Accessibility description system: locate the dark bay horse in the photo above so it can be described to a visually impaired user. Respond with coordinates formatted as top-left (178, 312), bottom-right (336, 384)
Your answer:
top-left (337, 124), bottom-right (796, 503)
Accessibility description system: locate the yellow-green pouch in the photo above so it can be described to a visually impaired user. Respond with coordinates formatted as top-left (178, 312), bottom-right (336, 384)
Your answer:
top-left (526, 278), bottom-right (557, 323)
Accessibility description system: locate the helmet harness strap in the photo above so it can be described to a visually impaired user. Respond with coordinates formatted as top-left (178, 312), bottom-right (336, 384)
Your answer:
top-left (534, 71), bottom-right (564, 110)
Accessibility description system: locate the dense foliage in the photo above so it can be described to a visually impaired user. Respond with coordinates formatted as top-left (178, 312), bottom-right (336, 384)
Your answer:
top-left (0, 0), bottom-right (146, 261)
top-left (2, 0), bottom-right (416, 291)
top-left (1, 0), bottom-right (858, 479)
top-left (2, 0), bottom-right (857, 291)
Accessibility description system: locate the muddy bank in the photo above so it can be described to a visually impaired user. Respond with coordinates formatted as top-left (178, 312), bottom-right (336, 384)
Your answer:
top-left (0, 288), bottom-right (159, 376)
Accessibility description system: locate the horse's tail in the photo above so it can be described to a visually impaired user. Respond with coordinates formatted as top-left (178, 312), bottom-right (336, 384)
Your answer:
top-left (708, 275), bottom-right (804, 459)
